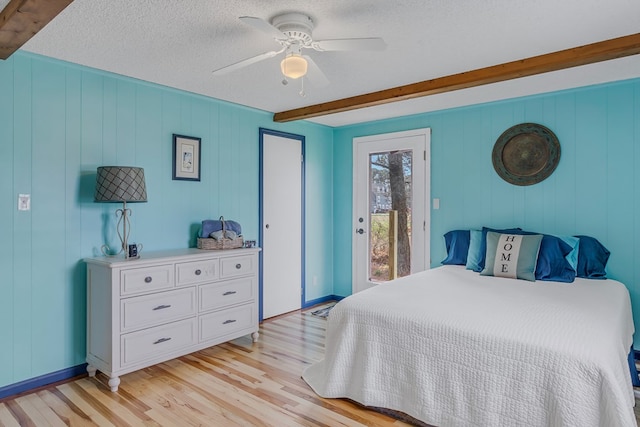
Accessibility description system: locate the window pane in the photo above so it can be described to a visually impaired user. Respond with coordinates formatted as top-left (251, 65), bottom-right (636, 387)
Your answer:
top-left (369, 150), bottom-right (412, 282)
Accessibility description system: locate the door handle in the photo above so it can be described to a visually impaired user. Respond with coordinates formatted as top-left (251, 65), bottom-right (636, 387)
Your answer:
top-left (356, 228), bottom-right (365, 234)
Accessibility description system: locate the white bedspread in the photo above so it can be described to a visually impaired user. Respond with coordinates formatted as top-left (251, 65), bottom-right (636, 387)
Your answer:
top-left (303, 266), bottom-right (636, 427)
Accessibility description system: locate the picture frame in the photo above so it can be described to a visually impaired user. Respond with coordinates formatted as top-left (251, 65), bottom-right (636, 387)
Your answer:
top-left (172, 134), bottom-right (201, 181)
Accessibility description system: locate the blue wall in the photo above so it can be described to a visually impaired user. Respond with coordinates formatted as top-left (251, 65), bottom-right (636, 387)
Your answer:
top-left (333, 77), bottom-right (640, 346)
top-left (3, 49), bottom-right (640, 391)
top-left (0, 52), bottom-right (334, 389)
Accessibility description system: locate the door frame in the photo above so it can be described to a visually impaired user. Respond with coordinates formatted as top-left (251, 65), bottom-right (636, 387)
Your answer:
top-left (352, 128), bottom-right (431, 294)
top-left (259, 128), bottom-right (305, 321)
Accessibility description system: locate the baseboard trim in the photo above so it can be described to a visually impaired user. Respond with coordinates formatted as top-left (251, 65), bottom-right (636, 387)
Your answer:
top-left (303, 294), bottom-right (344, 308)
top-left (0, 363), bottom-right (87, 400)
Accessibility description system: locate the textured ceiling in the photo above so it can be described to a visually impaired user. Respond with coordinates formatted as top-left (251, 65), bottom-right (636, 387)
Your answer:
top-left (19, 0), bottom-right (640, 127)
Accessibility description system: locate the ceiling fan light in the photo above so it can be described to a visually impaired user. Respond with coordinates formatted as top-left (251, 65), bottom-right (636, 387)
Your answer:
top-left (280, 54), bottom-right (307, 79)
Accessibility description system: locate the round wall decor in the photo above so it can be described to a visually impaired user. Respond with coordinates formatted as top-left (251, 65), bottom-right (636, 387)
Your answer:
top-left (492, 123), bottom-right (560, 186)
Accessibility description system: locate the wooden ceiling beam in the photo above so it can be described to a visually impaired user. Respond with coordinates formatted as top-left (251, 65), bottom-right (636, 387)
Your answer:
top-left (0, 0), bottom-right (74, 60)
top-left (273, 33), bottom-right (640, 123)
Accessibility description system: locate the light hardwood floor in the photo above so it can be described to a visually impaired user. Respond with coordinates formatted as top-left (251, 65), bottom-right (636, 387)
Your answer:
top-left (0, 304), bottom-right (412, 426)
top-left (1, 304), bottom-right (639, 426)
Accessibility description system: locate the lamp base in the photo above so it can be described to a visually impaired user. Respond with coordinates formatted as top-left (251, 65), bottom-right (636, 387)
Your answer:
top-left (101, 201), bottom-right (135, 259)
top-left (100, 244), bottom-right (124, 257)
top-left (100, 243), bottom-right (143, 259)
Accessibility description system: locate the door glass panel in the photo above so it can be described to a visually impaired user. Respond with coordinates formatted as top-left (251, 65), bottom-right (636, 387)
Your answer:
top-left (369, 150), bottom-right (413, 282)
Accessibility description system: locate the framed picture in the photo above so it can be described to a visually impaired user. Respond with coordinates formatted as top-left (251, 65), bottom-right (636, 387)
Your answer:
top-left (172, 134), bottom-right (201, 181)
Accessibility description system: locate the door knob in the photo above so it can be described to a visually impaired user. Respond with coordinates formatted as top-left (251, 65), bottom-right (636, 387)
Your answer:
top-left (356, 228), bottom-right (365, 234)
top-left (265, 224), bottom-right (270, 229)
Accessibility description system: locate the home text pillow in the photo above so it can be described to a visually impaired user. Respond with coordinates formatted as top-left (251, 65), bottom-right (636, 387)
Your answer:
top-left (574, 235), bottom-right (610, 279)
top-left (481, 232), bottom-right (543, 281)
top-left (472, 227), bottom-right (523, 272)
top-left (465, 229), bottom-right (483, 270)
top-left (441, 230), bottom-right (471, 265)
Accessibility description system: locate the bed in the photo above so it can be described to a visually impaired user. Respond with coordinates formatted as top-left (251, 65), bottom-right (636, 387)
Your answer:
top-left (302, 264), bottom-right (637, 426)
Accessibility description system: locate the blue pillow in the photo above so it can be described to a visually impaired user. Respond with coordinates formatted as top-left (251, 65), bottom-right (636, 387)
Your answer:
top-left (465, 230), bottom-right (483, 271)
top-left (535, 235), bottom-right (576, 283)
top-left (441, 230), bottom-right (471, 265)
top-left (481, 232), bottom-right (543, 282)
top-left (484, 229), bottom-right (576, 282)
top-left (474, 227), bottom-right (523, 272)
top-left (574, 235), bottom-right (610, 279)
top-left (558, 236), bottom-right (580, 272)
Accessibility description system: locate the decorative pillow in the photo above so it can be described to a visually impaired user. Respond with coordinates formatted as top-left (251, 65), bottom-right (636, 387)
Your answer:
top-left (441, 230), bottom-right (471, 265)
top-left (496, 231), bottom-right (576, 282)
top-left (473, 227), bottom-right (523, 272)
top-left (535, 235), bottom-right (576, 283)
top-left (574, 235), bottom-right (610, 279)
top-left (465, 229), bottom-right (483, 271)
top-left (558, 236), bottom-right (580, 272)
top-left (481, 232), bottom-right (543, 281)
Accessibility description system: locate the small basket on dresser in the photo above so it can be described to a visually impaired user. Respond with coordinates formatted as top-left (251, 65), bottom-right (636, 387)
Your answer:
top-left (197, 216), bottom-right (244, 250)
top-left (197, 236), bottom-right (244, 250)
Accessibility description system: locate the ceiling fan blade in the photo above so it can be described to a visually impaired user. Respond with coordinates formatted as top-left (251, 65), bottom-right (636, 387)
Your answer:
top-left (303, 55), bottom-right (329, 87)
top-left (239, 16), bottom-right (287, 40)
top-left (212, 49), bottom-right (282, 75)
top-left (311, 38), bottom-right (386, 52)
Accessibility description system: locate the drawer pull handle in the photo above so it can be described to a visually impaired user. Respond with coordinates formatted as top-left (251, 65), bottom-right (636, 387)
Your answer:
top-left (144, 276), bottom-right (152, 283)
top-left (153, 337), bottom-right (171, 345)
top-left (153, 304), bottom-right (172, 311)
top-left (235, 263), bottom-right (242, 269)
top-left (195, 269), bottom-right (202, 275)
top-left (223, 291), bottom-right (237, 296)
top-left (223, 319), bottom-right (237, 325)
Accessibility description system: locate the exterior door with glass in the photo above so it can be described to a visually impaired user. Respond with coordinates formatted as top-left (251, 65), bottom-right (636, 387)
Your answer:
top-left (352, 128), bottom-right (430, 294)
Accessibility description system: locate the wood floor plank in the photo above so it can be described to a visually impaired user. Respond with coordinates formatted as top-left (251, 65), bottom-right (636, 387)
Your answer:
top-left (117, 373), bottom-right (233, 427)
top-left (55, 383), bottom-right (118, 427)
top-left (15, 394), bottom-right (68, 427)
top-left (74, 379), bottom-right (160, 426)
top-left (1, 303), bottom-right (636, 426)
top-left (154, 362), bottom-right (305, 427)
top-left (38, 389), bottom-right (99, 426)
top-left (4, 399), bottom-right (37, 427)
top-left (0, 402), bottom-right (22, 427)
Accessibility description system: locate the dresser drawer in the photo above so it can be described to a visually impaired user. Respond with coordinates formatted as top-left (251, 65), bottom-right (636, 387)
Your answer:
top-left (199, 304), bottom-right (255, 343)
top-left (121, 287), bottom-right (197, 332)
top-left (121, 318), bottom-right (197, 367)
top-left (175, 259), bottom-right (219, 286)
top-left (199, 277), bottom-right (255, 312)
top-left (220, 255), bottom-right (256, 279)
top-left (121, 264), bottom-right (174, 296)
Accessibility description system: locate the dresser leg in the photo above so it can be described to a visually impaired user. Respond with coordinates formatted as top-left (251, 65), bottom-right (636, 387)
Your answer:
top-left (86, 364), bottom-right (97, 378)
top-left (108, 376), bottom-right (121, 392)
top-left (252, 331), bottom-right (259, 342)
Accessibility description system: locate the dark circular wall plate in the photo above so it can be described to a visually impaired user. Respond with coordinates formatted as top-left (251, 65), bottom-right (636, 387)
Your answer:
top-left (492, 123), bottom-right (560, 186)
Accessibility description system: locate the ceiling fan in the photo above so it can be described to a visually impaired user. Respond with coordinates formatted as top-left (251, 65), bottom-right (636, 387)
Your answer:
top-left (212, 12), bottom-right (386, 90)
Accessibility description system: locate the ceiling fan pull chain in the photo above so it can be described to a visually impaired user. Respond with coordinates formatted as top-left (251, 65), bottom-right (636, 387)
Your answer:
top-left (299, 77), bottom-right (306, 97)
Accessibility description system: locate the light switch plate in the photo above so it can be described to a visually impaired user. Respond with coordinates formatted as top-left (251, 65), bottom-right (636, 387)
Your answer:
top-left (18, 194), bottom-right (31, 211)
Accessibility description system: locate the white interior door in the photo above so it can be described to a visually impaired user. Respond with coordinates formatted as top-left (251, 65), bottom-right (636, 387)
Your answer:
top-left (261, 130), bottom-right (303, 319)
top-left (353, 128), bottom-right (430, 294)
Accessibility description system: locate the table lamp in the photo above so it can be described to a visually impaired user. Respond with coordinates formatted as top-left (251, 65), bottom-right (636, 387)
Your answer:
top-left (95, 166), bottom-right (147, 258)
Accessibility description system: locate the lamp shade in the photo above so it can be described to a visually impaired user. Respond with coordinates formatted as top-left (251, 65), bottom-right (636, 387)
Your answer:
top-left (95, 166), bottom-right (147, 203)
top-left (280, 54), bottom-right (307, 79)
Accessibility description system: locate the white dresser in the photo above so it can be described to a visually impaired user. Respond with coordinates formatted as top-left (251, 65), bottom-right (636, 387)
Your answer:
top-left (84, 248), bottom-right (260, 392)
